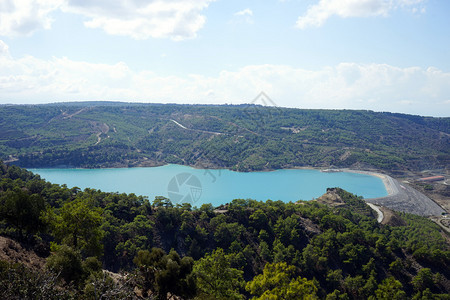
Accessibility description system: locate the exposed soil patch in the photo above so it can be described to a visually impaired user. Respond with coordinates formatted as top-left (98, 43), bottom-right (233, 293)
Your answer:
top-left (379, 207), bottom-right (407, 226)
top-left (0, 236), bottom-right (46, 270)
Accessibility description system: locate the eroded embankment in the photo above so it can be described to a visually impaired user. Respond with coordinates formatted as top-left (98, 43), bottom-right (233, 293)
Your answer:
top-left (362, 172), bottom-right (445, 217)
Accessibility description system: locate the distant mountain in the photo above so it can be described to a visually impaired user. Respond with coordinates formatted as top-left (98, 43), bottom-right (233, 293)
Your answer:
top-left (0, 103), bottom-right (448, 171)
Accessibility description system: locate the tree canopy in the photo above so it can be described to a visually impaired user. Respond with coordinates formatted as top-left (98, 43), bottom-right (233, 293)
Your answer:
top-left (0, 162), bottom-right (448, 299)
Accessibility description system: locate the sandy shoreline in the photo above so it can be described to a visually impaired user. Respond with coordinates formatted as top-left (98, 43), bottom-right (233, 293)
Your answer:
top-left (346, 169), bottom-right (444, 216)
top-left (342, 169), bottom-right (398, 198)
top-left (360, 171), bottom-right (445, 216)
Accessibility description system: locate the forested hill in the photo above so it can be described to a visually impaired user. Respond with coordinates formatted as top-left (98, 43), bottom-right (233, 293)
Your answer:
top-left (0, 103), bottom-right (449, 171)
top-left (0, 162), bottom-right (449, 299)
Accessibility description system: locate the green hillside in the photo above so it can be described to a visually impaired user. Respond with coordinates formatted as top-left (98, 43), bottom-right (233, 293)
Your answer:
top-left (1, 103), bottom-right (449, 171)
top-left (0, 162), bottom-right (449, 299)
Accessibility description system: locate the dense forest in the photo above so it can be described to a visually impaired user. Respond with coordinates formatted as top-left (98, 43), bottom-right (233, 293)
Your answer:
top-left (0, 162), bottom-right (449, 299)
top-left (0, 103), bottom-right (449, 171)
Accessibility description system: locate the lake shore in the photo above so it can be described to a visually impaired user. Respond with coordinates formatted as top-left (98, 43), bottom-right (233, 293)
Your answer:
top-left (363, 172), bottom-right (445, 216)
top-left (343, 169), bottom-right (398, 197)
top-left (313, 168), bottom-right (445, 217)
top-left (29, 165), bottom-right (388, 206)
top-left (28, 162), bottom-right (394, 196)
top-left (29, 163), bottom-right (445, 216)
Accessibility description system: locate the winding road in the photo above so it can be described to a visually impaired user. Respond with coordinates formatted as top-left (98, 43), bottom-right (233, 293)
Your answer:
top-left (170, 119), bottom-right (223, 135)
top-left (367, 203), bottom-right (384, 223)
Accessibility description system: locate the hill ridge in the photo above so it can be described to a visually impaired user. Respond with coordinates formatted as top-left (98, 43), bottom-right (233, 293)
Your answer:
top-left (0, 104), bottom-right (448, 171)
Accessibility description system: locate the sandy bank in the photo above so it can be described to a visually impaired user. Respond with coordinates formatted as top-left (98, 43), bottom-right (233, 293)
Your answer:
top-left (343, 169), bottom-right (398, 197)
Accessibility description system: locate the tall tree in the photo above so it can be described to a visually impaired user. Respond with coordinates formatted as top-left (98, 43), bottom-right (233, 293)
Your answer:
top-left (133, 248), bottom-right (196, 300)
top-left (43, 198), bottom-right (104, 257)
top-left (193, 248), bottom-right (244, 299)
top-left (0, 187), bottom-right (45, 237)
top-left (246, 262), bottom-right (318, 300)
top-left (375, 277), bottom-right (407, 300)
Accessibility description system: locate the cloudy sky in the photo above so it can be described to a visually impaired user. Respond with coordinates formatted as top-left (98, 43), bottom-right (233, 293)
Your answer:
top-left (0, 0), bottom-right (449, 116)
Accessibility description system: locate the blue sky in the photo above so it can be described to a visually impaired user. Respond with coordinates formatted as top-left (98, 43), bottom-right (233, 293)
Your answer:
top-left (0, 0), bottom-right (449, 116)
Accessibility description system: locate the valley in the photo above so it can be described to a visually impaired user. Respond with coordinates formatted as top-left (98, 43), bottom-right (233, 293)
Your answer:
top-left (0, 103), bottom-right (449, 299)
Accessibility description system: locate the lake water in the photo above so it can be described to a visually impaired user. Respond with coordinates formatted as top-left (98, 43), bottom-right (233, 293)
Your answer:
top-left (29, 164), bottom-right (387, 207)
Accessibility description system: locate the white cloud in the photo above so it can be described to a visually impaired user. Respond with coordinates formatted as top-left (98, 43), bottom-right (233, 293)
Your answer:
top-left (62, 0), bottom-right (215, 40)
top-left (235, 8), bottom-right (253, 17)
top-left (231, 8), bottom-right (254, 25)
top-left (0, 40), bottom-right (10, 57)
top-left (0, 0), bottom-right (62, 37)
top-left (297, 0), bottom-right (426, 29)
top-left (0, 0), bottom-right (215, 40)
top-left (0, 42), bottom-right (448, 116)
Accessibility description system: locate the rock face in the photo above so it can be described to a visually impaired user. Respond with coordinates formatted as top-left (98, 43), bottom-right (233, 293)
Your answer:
top-left (316, 188), bottom-right (347, 207)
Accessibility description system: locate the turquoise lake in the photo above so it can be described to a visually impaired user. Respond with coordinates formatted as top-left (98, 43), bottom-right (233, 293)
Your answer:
top-left (29, 165), bottom-right (387, 207)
